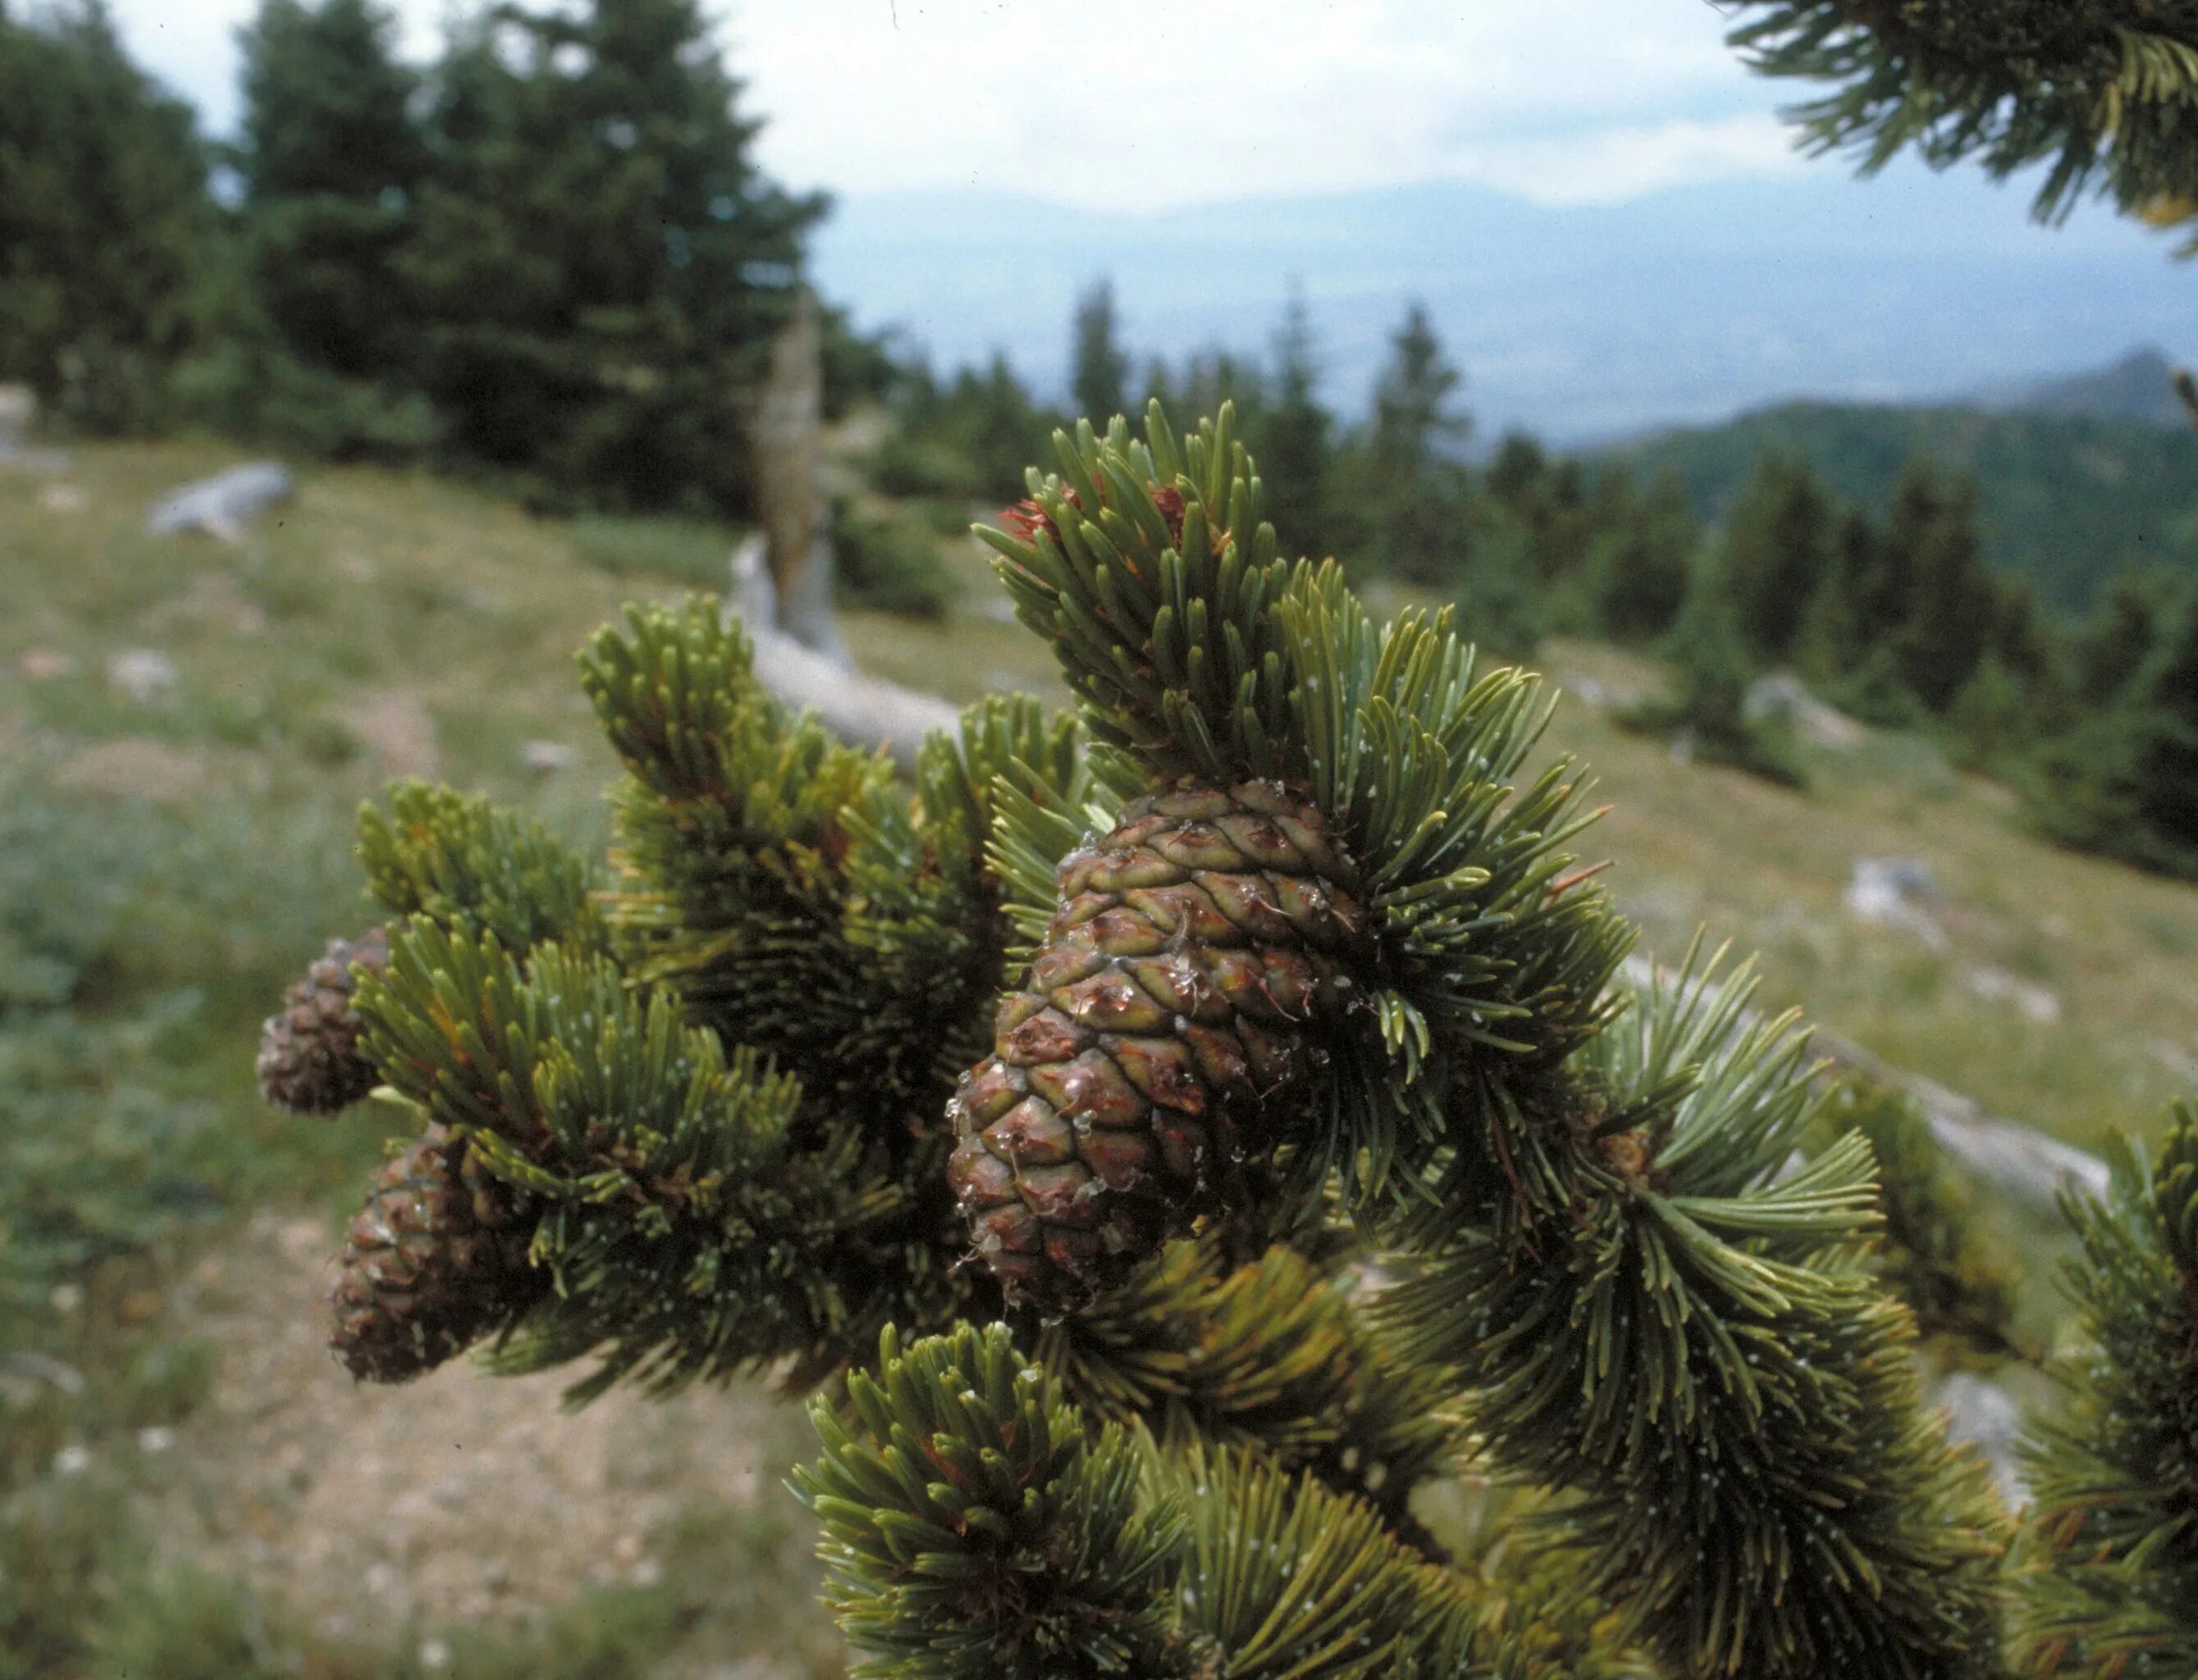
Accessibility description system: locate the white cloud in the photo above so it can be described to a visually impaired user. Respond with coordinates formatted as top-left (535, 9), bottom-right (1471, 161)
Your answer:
top-left (103, 0), bottom-right (1799, 208)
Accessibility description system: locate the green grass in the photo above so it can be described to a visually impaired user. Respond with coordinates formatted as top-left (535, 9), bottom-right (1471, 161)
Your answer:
top-left (1547, 638), bottom-right (2198, 1153)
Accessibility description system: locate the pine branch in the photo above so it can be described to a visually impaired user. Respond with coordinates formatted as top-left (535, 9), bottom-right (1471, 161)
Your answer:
top-left (795, 1322), bottom-right (1529, 1680)
top-left (358, 780), bottom-right (603, 954)
top-left (2013, 1102), bottom-right (2198, 1678)
top-left (1036, 1231), bottom-right (1465, 1539)
top-left (353, 924), bottom-right (965, 1394)
top-left (1723, 1), bottom-right (2198, 223)
top-left (1376, 952), bottom-right (2012, 1678)
top-left (793, 1322), bottom-right (1189, 1680)
top-left (955, 409), bottom-right (1634, 1301)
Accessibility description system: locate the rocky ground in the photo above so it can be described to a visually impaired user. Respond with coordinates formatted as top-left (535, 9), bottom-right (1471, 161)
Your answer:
top-left (138, 1210), bottom-right (835, 1672)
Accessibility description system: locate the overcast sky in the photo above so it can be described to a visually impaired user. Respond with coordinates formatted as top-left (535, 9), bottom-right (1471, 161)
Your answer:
top-left (104, 0), bottom-right (1807, 212)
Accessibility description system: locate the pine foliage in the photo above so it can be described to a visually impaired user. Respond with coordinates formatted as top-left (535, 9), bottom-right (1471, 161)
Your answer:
top-left (267, 402), bottom-right (2198, 1677)
top-left (1724, 1), bottom-right (2198, 226)
top-left (2013, 1104), bottom-right (2198, 1678)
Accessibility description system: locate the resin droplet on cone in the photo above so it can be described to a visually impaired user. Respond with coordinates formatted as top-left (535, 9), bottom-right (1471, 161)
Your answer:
top-left (948, 781), bottom-right (1368, 1307)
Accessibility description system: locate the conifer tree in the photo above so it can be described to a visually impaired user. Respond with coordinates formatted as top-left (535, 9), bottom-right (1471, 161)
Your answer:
top-left (400, 0), bottom-right (825, 513)
top-left (1718, 452), bottom-right (1832, 662)
top-left (1887, 464), bottom-right (1995, 714)
top-left (1070, 277), bottom-right (1130, 428)
top-left (2027, 578), bottom-right (2198, 878)
top-left (206, 0), bottom-right (441, 456)
top-left (1255, 285), bottom-right (1335, 561)
top-left (0, 0), bottom-right (218, 431)
top-left (235, 0), bottom-right (424, 377)
top-left (1364, 300), bottom-right (1474, 585)
top-left (1587, 468), bottom-right (1698, 643)
top-left (263, 403), bottom-right (2198, 1677)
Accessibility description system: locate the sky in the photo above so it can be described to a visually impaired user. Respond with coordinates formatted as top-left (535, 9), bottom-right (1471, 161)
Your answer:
top-left (105, 0), bottom-right (1811, 212)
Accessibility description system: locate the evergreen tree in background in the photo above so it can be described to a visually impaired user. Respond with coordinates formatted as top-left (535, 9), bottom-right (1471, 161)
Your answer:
top-left (203, 0), bottom-right (440, 455)
top-left (1069, 276), bottom-right (1129, 427)
top-left (1254, 285), bottom-right (1335, 560)
top-left (1364, 302), bottom-right (1474, 586)
top-left (235, 0), bottom-right (425, 379)
top-left (0, 0), bottom-right (218, 431)
top-left (400, 0), bottom-right (824, 513)
top-left (1719, 453), bottom-right (1832, 662)
top-left (266, 405), bottom-right (2198, 1675)
top-left (1887, 464), bottom-right (1995, 714)
top-left (2028, 579), bottom-right (2198, 878)
top-left (2068, 573), bottom-right (2172, 711)
top-left (1622, 569), bottom-right (1804, 785)
top-left (1369, 301), bottom-right (1469, 495)
top-left (1583, 469), bottom-right (1696, 642)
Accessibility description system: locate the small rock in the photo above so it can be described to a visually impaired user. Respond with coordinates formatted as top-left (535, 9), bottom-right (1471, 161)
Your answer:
top-left (418, 1638), bottom-right (451, 1671)
top-left (18, 648), bottom-right (78, 681)
top-left (1964, 966), bottom-right (2062, 1025)
top-left (1844, 856), bottom-right (1946, 951)
top-left (138, 1426), bottom-right (176, 1455)
top-left (146, 462), bottom-right (295, 543)
top-left (53, 1444), bottom-right (90, 1477)
top-left (520, 738), bottom-right (579, 774)
top-left (39, 482), bottom-right (86, 515)
top-left (1569, 674), bottom-right (1611, 707)
top-left (107, 648), bottom-right (178, 704)
top-left (1747, 672), bottom-right (1865, 748)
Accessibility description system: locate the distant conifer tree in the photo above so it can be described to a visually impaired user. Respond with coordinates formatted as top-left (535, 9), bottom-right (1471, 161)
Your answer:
top-left (0, 0), bottom-right (218, 431)
top-left (1069, 276), bottom-right (1129, 426)
top-left (1719, 452), bottom-right (1834, 661)
top-left (400, 0), bottom-right (824, 513)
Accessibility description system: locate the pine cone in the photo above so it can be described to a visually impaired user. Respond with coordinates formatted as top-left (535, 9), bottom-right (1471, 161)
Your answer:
top-left (948, 781), bottom-right (1368, 1306)
top-left (329, 1124), bottom-right (537, 1383)
top-left (257, 927), bottom-right (391, 1114)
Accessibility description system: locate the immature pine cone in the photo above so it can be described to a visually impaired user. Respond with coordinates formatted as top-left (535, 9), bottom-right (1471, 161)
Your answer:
top-left (257, 927), bottom-right (391, 1114)
top-left (948, 781), bottom-right (1368, 1306)
top-left (329, 1124), bottom-right (537, 1382)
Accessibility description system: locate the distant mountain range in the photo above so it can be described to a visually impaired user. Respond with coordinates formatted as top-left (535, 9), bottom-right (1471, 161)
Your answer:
top-left (809, 162), bottom-right (2193, 445)
top-left (1972, 346), bottom-right (2192, 428)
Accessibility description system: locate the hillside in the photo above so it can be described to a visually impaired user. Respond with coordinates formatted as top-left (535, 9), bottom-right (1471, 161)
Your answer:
top-left (1604, 400), bottom-right (2198, 609)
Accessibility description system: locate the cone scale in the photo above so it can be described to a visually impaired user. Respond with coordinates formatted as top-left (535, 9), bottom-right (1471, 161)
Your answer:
top-left (948, 779), bottom-right (1368, 1306)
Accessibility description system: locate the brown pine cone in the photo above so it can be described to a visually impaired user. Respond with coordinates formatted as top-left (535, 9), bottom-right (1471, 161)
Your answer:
top-left (948, 780), bottom-right (1369, 1307)
top-left (257, 927), bottom-right (391, 1115)
top-left (329, 1124), bottom-right (538, 1383)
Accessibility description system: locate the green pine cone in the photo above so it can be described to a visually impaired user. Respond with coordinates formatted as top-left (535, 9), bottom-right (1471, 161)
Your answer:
top-left (948, 780), bottom-right (1369, 1307)
top-left (329, 1124), bottom-right (539, 1382)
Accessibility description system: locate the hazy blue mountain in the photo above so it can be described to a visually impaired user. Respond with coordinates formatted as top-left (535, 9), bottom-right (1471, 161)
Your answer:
top-left (1605, 403), bottom-right (2198, 610)
top-left (809, 162), bottom-right (2194, 444)
top-left (1974, 346), bottom-right (2190, 427)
